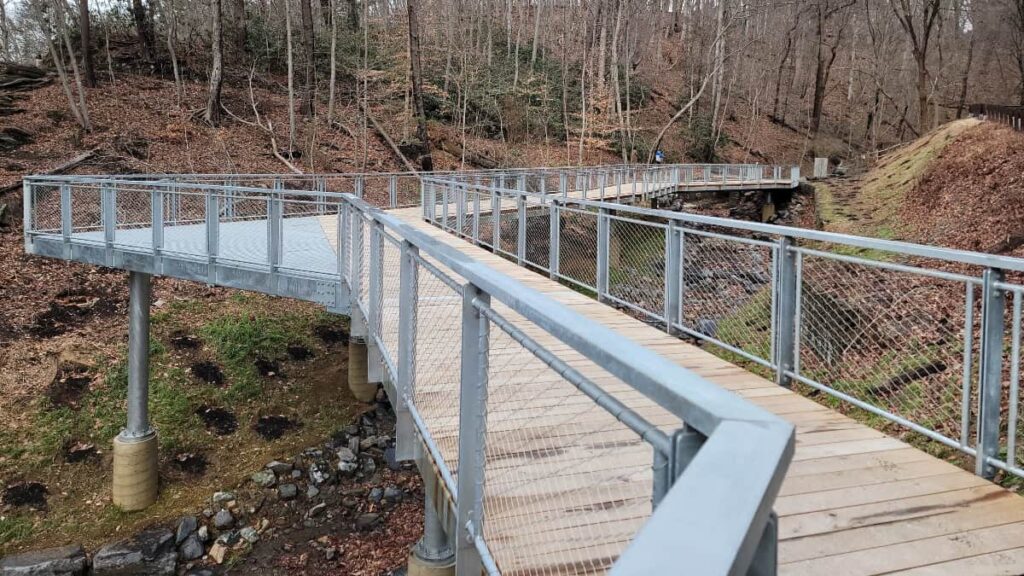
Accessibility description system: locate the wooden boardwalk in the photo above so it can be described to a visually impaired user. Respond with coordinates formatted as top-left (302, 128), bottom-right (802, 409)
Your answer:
top-left (358, 207), bottom-right (1024, 576)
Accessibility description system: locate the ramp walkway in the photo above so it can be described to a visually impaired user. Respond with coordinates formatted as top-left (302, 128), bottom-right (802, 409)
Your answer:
top-left (383, 207), bottom-right (1024, 576)
top-left (20, 166), bottom-right (1024, 575)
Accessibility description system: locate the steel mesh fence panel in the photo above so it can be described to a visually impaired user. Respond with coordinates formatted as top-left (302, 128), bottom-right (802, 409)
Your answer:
top-left (608, 217), bottom-right (666, 320)
top-left (71, 185), bottom-right (102, 234)
top-left (796, 253), bottom-right (974, 448)
top-left (557, 206), bottom-right (599, 290)
top-left (216, 194), bottom-right (268, 268)
top-left (114, 185), bottom-right (153, 231)
top-left (278, 198), bottom-right (336, 275)
top-left (680, 232), bottom-right (775, 367)
top-left (481, 310), bottom-right (657, 576)
top-left (523, 204), bottom-right (551, 272)
top-left (377, 233), bottom-right (403, 382)
top-left (412, 259), bottom-right (464, 483)
top-left (31, 184), bottom-right (62, 233)
top-left (498, 205), bottom-right (519, 258)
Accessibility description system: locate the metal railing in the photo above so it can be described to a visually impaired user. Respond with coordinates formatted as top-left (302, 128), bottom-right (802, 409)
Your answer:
top-left (23, 174), bottom-right (795, 575)
top-left (423, 176), bottom-right (1024, 482)
top-left (36, 162), bottom-right (798, 210)
top-left (970, 104), bottom-right (1024, 131)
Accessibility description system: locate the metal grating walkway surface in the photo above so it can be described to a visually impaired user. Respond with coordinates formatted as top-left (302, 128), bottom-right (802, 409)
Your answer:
top-left (377, 208), bottom-right (1024, 576)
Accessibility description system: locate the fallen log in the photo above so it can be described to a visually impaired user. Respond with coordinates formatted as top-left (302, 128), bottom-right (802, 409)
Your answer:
top-left (0, 148), bottom-right (99, 199)
top-left (866, 360), bottom-right (947, 397)
top-left (360, 105), bottom-right (418, 173)
top-left (432, 133), bottom-right (499, 169)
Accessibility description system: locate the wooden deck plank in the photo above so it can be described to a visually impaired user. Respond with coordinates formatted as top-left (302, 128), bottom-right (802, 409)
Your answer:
top-left (335, 208), bottom-right (1024, 575)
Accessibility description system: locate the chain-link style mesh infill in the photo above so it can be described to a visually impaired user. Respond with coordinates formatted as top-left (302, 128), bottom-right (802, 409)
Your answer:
top-left (71, 185), bottom-right (102, 233)
top-left (114, 186), bottom-right (153, 230)
top-left (481, 307), bottom-right (661, 576)
top-left (31, 184), bottom-right (61, 233)
top-left (377, 234), bottom-right (403, 382)
top-left (497, 206), bottom-right (519, 258)
top-left (1012, 287), bottom-right (1024, 471)
top-left (608, 217), bottom-right (666, 320)
top-left (217, 194), bottom-right (268, 267)
top-left (797, 253), bottom-right (974, 447)
top-left (279, 198), bottom-right (336, 275)
top-left (412, 258), bottom-right (464, 482)
top-left (558, 206), bottom-right (599, 290)
top-left (680, 232), bottom-right (775, 366)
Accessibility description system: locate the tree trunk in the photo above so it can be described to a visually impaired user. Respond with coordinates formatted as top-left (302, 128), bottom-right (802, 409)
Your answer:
top-left (54, 0), bottom-right (91, 130)
top-left (204, 0), bottom-right (224, 125)
top-left (956, 34), bottom-right (975, 119)
top-left (346, 0), bottom-right (359, 31)
top-left (327, 0), bottom-right (338, 122)
top-left (286, 0), bottom-right (297, 152)
top-left (79, 0), bottom-right (96, 87)
top-left (164, 0), bottom-right (183, 105)
top-left (299, 0), bottom-right (316, 116)
top-left (407, 0), bottom-right (432, 171)
top-left (131, 0), bottom-right (154, 62)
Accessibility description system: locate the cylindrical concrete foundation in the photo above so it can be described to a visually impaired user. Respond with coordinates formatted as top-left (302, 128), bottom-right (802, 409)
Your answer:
top-left (348, 338), bottom-right (376, 402)
top-left (407, 551), bottom-right (455, 576)
top-left (112, 432), bottom-right (159, 511)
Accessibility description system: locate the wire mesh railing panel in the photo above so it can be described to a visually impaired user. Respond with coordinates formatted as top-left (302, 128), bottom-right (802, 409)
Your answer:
top-left (557, 206), bottom-right (599, 291)
top-left (114, 185), bottom-right (154, 230)
top-left (607, 216), bottom-right (666, 321)
top-left (481, 309), bottom-right (656, 576)
top-left (216, 194), bottom-right (269, 268)
top-left (795, 252), bottom-right (975, 448)
top-left (279, 199), bottom-right (337, 275)
top-left (377, 233), bottom-right (403, 382)
top-left (412, 257), bottom-right (465, 482)
top-left (679, 232), bottom-right (776, 368)
top-left (31, 183), bottom-right (62, 233)
top-left (497, 207), bottom-right (519, 259)
top-left (523, 204), bottom-right (552, 272)
top-left (70, 185), bottom-right (102, 234)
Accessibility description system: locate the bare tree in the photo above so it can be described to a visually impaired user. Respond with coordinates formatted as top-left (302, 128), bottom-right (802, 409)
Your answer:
top-left (810, 0), bottom-right (856, 134)
top-left (78, 0), bottom-right (96, 87)
top-left (299, 0), bottom-right (315, 116)
top-left (408, 0), bottom-right (433, 171)
top-left (204, 0), bottom-right (224, 125)
top-left (888, 0), bottom-right (944, 130)
top-left (131, 0), bottom-right (155, 62)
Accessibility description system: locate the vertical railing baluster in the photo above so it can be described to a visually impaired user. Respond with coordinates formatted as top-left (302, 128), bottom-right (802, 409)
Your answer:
top-left (549, 198), bottom-right (561, 280)
top-left (773, 237), bottom-right (798, 387)
top-left (396, 240), bottom-right (418, 460)
top-left (389, 175), bottom-right (398, 208)
top-left (665, 220), bottom-right (682, 334)
top-left (60, 184), bottom-right (72, 246)
top-left (367, 220), bottom-right (384, 384)
top-left (1007, 291), bottom-right (1022, 471)
top-left (456, 183), bottom-right (466, 238)
top-left (977, 268), bottom-right (1007, 479)
top-left (205, 190), bottom-right (219, 281)
top-left (597, 208), bottom-right (610, 301)
top-left (268, 193), bottom-right (281, 274)
top-left (491, 185), bottom-right (501, 250)
top-left (151, 187), bottom-right (164, 262)
top-left (516, 195), bottom-right (526, 265)
top-left (472, 186), bottom-right (481, 244)
top-left (101, 183), bottom-right (116, 254)
top-left (455, 283), bottom-right (489, 576)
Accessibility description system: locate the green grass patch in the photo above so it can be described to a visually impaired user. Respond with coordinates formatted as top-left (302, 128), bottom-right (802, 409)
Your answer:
top-left (0, 516), bottom-right (33, 547)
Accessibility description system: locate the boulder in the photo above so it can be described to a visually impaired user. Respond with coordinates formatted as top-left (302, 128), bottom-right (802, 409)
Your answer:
top-left (0, 544), bottom-right (87, 575)
top-left (92, 528), bottom-right (176, 576)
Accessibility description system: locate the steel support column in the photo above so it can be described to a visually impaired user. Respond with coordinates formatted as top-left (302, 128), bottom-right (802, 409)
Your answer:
top-left (113, 271), bottom-right (158, 511)
top-left (977, 268), bottom-right (1007, 479)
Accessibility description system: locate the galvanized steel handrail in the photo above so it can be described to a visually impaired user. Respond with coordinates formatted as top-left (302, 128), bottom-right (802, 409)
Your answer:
top-left (422, 175), bottom-right (1024, 483)
top-left (23, 174), bottom-right (796, 575)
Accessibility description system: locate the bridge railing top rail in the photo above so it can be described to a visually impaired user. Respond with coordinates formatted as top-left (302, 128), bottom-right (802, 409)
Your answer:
top-left (422, 177), bottom-right (1024, 274)
top-left (23, 174), bottom-right (796, 575)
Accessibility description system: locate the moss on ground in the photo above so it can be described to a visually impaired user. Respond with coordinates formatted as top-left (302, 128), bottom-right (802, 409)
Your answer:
top-left (0, 294), bottom-right (355, 555)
